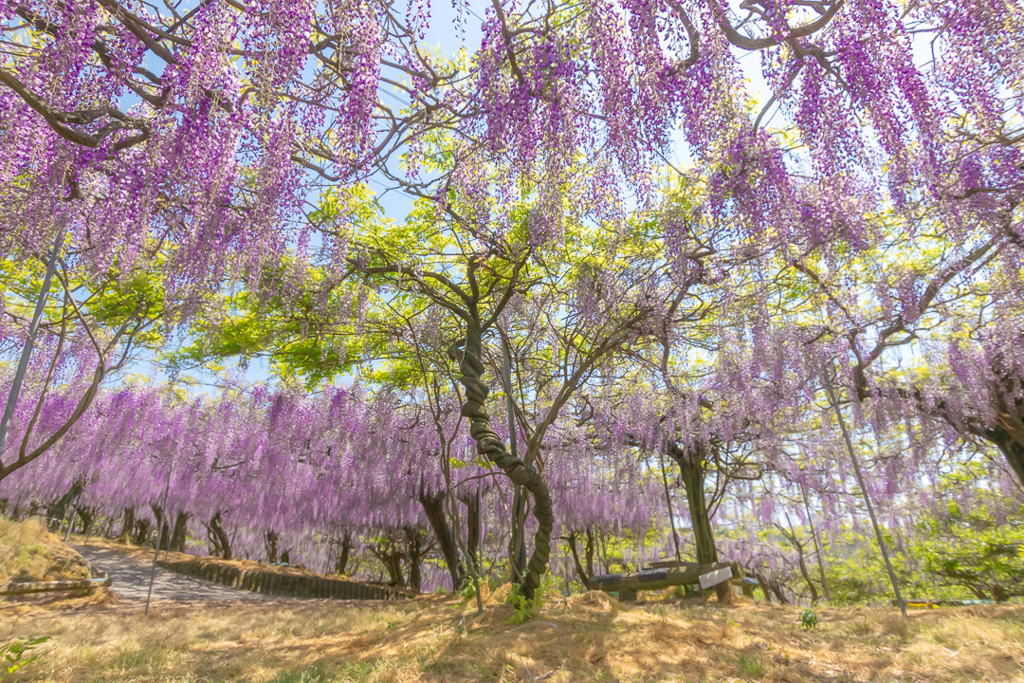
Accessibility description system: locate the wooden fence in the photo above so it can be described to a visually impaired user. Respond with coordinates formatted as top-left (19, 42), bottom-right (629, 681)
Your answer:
top-left (157, 558), bottom-right (401, 600)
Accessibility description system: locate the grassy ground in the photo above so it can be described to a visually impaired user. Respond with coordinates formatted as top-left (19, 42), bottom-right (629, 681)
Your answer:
top-left (0, 517), bottom-right (89, 585)
top-left (2, 587), bottom-right (1023, 682)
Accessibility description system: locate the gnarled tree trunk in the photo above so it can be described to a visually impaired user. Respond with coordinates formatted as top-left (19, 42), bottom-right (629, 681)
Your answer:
top-left (405, 527), bottom-right (424, 593)
top-left (794, 538), bottom-right (819, 604)
top-left (265, 531), bottom-right (279, 564)
top-left (420, 490), bottom-right (465, 590)
top-left (670, 442), bottom-right (729, 600)
top-left (375, 545), bottom-right (405, 587)
top-left (755, 571), bottom-right (773, 603)
top-left (48, 480), bottom-right (83, 532)
top-left (567, 528), bottom-right (597, 590)
top-left (169, 511), bottom-right (189, 553)
top-left (133, 517), bottom-right (151, 546)
top-left (151, 505), bottom-right (171, 550)
top-left (77, 506), bottom-right (95, 537)
top-left (465, 492), bottom-right (481, 574)
top-left (335, 532), bottom-right (352, 575)
top-left (119, 508), bottom-right (135, 543)
top-left (206, 511), bottom-right (232, 559)
top-left (451, 325), bottom-right (554, 600)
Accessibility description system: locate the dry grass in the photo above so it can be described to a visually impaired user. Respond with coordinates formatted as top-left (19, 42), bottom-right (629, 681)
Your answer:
top-left (2, 589), bottom-right (1023, 682)
top-left (1, 518), bottom-right (89, 585)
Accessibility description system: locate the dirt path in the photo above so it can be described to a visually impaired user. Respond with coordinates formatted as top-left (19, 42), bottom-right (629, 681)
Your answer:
top-left (73, 544), bottom-right (269, 602)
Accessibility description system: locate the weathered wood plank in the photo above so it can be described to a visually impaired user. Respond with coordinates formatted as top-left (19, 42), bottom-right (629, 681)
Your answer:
top-left (1, 578), bottom-right (112, 596)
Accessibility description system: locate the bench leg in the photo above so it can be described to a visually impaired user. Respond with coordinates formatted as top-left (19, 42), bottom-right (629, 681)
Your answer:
top-left (617, 587), bottom-right (637, 601)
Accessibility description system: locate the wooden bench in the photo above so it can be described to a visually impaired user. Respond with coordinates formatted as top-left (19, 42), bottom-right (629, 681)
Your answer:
top-left (894, 598), bottom-right (996, 608)
top-left (587, 561), bottom-right (744, 601)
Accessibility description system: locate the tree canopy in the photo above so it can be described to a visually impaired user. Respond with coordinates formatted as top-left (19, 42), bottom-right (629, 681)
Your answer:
top-left (1, 0), bottom-right (1022, 603)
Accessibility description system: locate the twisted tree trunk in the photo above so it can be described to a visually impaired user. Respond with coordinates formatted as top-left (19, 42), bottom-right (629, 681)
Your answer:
top-left (755, 571), bottom-right (773, 603)
top-left (132, 517), bottom-right (151, 546)
top-left (790, 534), bottom-right (820, 604)
top-left (265, 531), bottom-right (279, 564)
top-left (567, 528), bottom-right (597, 590)
top-left (151, 505), bottom-right (171, 550)
top-left (452, 325), bottom-right (554, 600)
top-left (335, 532), bottom-right (352, 575)
top-left (670, 443), bottom-right (729, 600)
top-left (119, 508), bottom-right (135, 543)
top-left (376, 545), bottom-right (405, 587)
top-left (169, 512), bottom-right (189, 553)
top-left (77, 507), bottom-right (95, 537)
top-left (48, 481), bottom-right (82, 532)
top-left (420, 490), bottom-right (465, 590)
top-left (769, 579), bottom-right (791, 604)
top-left (405, 527), bottom-right (424, 593)
top-left (672, 447), bottom-right (717, 563)
top-left (465, 493), bottom-right (481, 574)
top-left (567, 532), bottom-right (589, 589)
top-left (207, 511), bottom-right (232, 559)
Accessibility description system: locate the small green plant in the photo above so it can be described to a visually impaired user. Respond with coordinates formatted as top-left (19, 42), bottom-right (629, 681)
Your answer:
top-left (2, 636), bottom-right (51, 675)
top-left (459, 581), bottom-right (478, 603)
top-left (506, 583), bottom-right (543, 625)
top-left (800, 609), bottom-right (820, 630)
top-left (736, 652), bottom-right (765, 678)
top-left (268, 666), bottom-right (334, 682)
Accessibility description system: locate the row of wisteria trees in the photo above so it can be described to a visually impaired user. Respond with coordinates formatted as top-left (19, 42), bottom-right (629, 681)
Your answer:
top-left (1, 0), bottom-right (1022, 601)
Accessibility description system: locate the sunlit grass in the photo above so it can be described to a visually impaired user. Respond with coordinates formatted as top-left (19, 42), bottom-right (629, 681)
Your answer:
top-left (0, 518), bottom-right (89, 584)
top-left (2, 593), bottom-right (1023, 682)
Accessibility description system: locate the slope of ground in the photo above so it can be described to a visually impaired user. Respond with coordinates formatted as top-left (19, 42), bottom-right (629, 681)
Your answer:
top-left (2, 589), bottom-right (1022, 682)
top-left (69, 535), bottom-right (366, 582)
top-left (70, 536), bottom-right (405, 600)
top-left (71, 544), bottom-right (268, 603)
top-left (0, 518), bottom-right (89, 585)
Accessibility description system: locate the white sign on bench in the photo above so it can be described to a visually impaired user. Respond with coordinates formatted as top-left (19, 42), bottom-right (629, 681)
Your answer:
top-left (698, 566), bottom-right (733, 590)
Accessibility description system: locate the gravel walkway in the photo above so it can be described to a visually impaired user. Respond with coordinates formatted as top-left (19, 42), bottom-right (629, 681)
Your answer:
top-left (72, 544), bottom-right (269, 602)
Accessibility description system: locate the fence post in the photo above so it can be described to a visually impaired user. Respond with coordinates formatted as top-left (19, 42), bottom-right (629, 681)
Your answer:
top-left (145, 459), bottom-right (173, 616)
top-left (821, 361), bottom-right (907, 618)
top-left (0, 227), bottom-right (66, 457)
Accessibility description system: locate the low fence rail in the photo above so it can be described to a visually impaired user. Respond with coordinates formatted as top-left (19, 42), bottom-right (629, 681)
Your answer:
top-left (1, 578), bottom-right (112, 596)
top-left (157, 558), bottom-right (402, 600)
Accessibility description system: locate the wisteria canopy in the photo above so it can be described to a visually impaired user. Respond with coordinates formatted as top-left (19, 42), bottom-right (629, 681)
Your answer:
top-left (0, 0), bottom-right (1022, 601)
